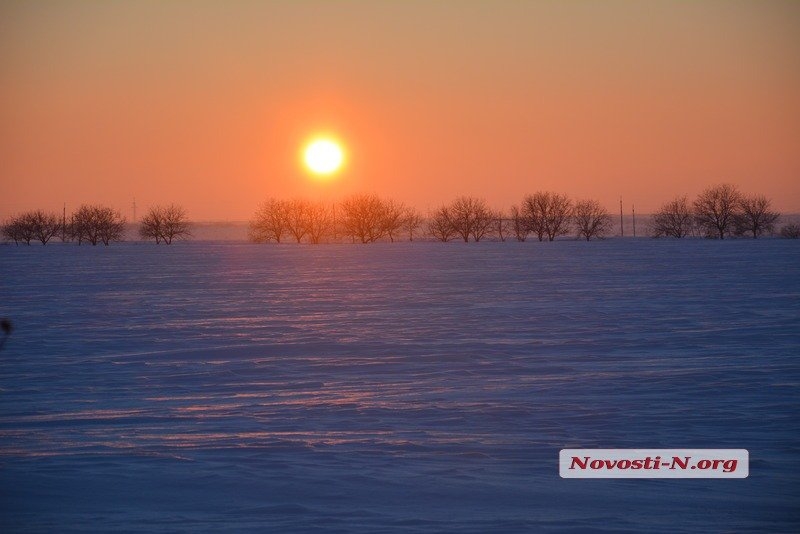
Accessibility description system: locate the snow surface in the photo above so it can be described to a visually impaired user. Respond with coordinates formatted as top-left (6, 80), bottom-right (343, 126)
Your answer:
top-left (1, 239), bottom-right (798, 532)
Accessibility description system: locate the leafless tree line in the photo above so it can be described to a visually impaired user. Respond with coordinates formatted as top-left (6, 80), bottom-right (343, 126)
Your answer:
top-left (2, 204), bottom-right (190, 245)
top-left (1, 205), bottom-right (126, 246)
top-left (249, 192), bottom-right (614, 244)
top-left (249, 196), bottom-right (424, 244)
top-left (3, 186), bottom-right (794, 246)
top-left (430, 193), bottom-right (612, 242)
top-left (651, 184), bottom-right (784, 239)
top-left (505, 193), bottom-right (613, 242)
top-left (249, 186), bottom-right (794, 244)
top-left (1, 210), bottom-right (62, 245)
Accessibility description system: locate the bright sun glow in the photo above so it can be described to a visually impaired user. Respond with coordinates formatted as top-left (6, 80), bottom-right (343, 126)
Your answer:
top-left (303, 138), bottom-right (345, 176)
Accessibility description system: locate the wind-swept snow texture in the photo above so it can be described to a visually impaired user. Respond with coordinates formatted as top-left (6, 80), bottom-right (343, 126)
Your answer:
top-left (1, 240), bottom-right (798, 533)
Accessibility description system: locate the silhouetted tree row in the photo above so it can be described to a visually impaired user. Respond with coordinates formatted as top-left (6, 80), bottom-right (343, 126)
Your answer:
top-left (2, 205), bottom-right (125, 246)
top-left (249, 196), bottom-right (424, 244)
top-left (428, 196), bottom-right (495, 242)
top-left (247, 186), bottom-right (795, 244)
top-left (0, 210), bottom-right (61, 245)
top-left (2, 203), bottom-right (191, 245)
top-left (3, 186), bottom-right (794, 246)
top-left (651, 184), bottom-right (782, 239)
top-left (249, 192), bottom-right (616, 244)
top-left (508, 193), bottom-right (611, 242)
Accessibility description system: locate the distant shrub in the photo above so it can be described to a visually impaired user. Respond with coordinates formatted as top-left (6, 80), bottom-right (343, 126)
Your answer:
top-left (780, 224), bottom-right (800, 239)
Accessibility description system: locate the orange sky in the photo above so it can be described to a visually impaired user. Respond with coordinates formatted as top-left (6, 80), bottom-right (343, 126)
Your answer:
top-left (1, 1), bottom-right (799, 220)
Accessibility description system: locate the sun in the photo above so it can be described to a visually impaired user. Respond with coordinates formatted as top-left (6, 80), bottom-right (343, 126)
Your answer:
top-left (303, 137), bottom-right (345, 176)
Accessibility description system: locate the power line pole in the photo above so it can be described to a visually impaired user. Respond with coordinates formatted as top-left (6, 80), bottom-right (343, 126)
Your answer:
top-left (62, 203), bottom-right (66, 242)
top-left (132, 197), bottom-right (137, 223)
top-left (619, 196), bottom-right (624, 237)
top-left (632, 204), bottom-right (636, 238)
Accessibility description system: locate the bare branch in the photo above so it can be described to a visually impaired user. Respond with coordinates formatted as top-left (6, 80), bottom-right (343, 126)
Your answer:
top-left (734, 195), bottom-right (779, 238)
top-left (693, 184), bottom-right (741, 239)
top-left (573, 199), bottom-right (612, 241)
top-left (651, 196), bottom-right (694, 238)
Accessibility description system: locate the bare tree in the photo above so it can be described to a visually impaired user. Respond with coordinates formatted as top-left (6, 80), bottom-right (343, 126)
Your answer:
top-left (71, 206), bottom-right (97, 245)
top-left (494, 211), bottom-right (510, 242)
top-left (693, 184), bottom-right (742, 239)
top-left (446, 196), bottom-right (494, 242)
top-left (96, 207), bottom-right (126, 245)
top-left (651, 196), bottom-right (695, 238)
top-left (2, 211), bottom-right (59, 245)
top-left (521, 195), bottom-right (545, 241)
top-left (522, 192), bottom-right (573, 241)
top-left (28, 210), bottom-right (61, 245)
top-left (249, 198), bottom-right (290, 243)
top-left (285, 199), bottom-right (309, 243)
top-left (573, 199), bottom-right (612, 241)
top-left (140, 205), bottom-right (191, 244)
top-left (2, 216), bottom-right (34, 245)
top-left (401, 207), bottom-right (424, 242)
top-left (339, 194), bottom-right (387, 243)
top-left (509, 205), bottom-right (529, 242)
top-left (140, 209), bottom-right (163, 244)
top-left (381, 200), bottom-right (406, 243)
top-left (72, 205), bottom-right (125, 245)
top-left (304, 201), bottom-right (332, 244)
top-left (780, 223), bottom-right (800, 239)
top-left (159, 205), bottom-right (190, 244)
top-left (427, 206), bottom-right (456, 242)
top-left (734, 194), bottom-right (779, 238)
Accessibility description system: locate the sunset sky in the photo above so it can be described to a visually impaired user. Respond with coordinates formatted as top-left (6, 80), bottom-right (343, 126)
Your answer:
top-left (1, 1), bottom-right (798, 220)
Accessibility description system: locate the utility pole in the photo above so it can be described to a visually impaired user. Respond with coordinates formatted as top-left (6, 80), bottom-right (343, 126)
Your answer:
top-left (632, 204), bottom-right (636, 238)
top-left (132, 197), bottom-right (137, 223)
top-left (62, 203), bottom-right (66, 242)
top-left (619, 196), bottom-right (624, 237)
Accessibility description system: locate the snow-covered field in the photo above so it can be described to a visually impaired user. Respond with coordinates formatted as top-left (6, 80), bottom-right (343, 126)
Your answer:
top-left (1, 240), bottom-right (798, 532)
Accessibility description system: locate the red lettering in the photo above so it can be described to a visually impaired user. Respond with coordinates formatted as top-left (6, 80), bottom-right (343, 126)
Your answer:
top-left (590, 459), bottom-right (605, 469)
top-left (723, 460), bottom-right (737, 473)
top-left (570, 456), bottom-right (590, 470)
top-left (671, 456), bottom-right (690, 470)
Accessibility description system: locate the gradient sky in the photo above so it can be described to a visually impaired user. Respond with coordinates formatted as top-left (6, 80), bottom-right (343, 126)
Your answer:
top-left (1, 1), bottom-right (799, 220)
